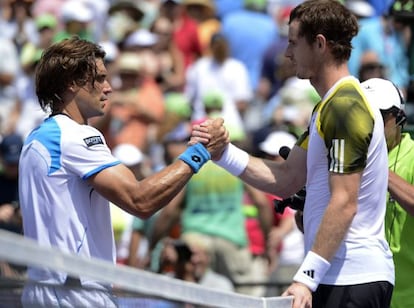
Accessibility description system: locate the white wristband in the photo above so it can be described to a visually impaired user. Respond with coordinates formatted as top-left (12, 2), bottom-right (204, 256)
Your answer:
top-left (214, 143), bottom-right (249, 176)
top-left (293, 251), bottom-right (331, 292)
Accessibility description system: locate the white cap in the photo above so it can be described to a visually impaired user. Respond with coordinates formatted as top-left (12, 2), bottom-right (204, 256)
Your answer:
top-left (346, 0), bottom-right (375, 18)
top-left (117, 52), bottom-right (142, 73)
top-left (124, 29), bottom-right (158, 48)
top-left (60, 1), bottom-right (93, 23)
top-left (361, 78), bottom-right (404, 110)
top-left (99, 41), bottom-right (119, 62)
top-left (259, 131), bottom-right (297, 156)
top-left (112, 144), bottom-right (144, 166)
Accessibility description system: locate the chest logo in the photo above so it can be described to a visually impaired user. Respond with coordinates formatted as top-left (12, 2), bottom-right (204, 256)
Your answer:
top-left (83, 136), bottom-right (103, 147)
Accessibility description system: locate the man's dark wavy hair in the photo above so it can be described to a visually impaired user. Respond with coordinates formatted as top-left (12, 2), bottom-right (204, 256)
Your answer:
top-left (35, 36), bottom-right (106, 113)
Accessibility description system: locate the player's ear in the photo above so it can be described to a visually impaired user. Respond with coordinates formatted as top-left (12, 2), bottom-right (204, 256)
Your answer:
top-left (315, 34), bottom-right (326, 50)
top-left (68, 81), bottom-right (80, 93)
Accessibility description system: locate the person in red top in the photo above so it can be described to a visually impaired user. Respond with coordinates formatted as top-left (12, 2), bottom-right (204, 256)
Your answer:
top-left (160, 0), bottom-right (202, 69)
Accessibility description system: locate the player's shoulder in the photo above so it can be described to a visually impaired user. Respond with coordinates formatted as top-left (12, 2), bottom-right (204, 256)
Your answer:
top-left (321, 80), bottom-right (369, 117)
top-left (55, 116), bottom-right (106, 148)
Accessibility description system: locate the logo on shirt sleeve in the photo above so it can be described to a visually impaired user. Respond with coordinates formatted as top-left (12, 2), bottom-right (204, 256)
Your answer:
top-left (83, 136), bottom-right (104, 147)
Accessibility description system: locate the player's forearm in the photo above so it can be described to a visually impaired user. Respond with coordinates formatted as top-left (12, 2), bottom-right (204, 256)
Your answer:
top-left (214, 143), bottom-right (303, 198)
top-left (312, 172), bottom-right (360, 260)
top-left (240, 156), bottom-right (304, 199)
top-left (97, 160), bottom-right (194, 220)
top-left (291, 198), bottom-right (356, 293)
top-left (131, 161), bottom-right (193, 219)
top-left (388, 170), bottom-right (414, 216)
top-left (312, 199), bottom-right (356, 261)
top-left (292, 199), bottom-right (356, 291)
top-left (130, 142), bottom-right (211, 218)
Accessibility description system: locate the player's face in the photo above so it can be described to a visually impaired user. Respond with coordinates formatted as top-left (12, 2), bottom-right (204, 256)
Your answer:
top-left (285, 20), bottom-right (316, 80)
top-left (77, 58), bottom-right (112, 120)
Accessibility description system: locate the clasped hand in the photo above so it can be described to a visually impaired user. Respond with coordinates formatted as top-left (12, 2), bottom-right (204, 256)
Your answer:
top-left (189, 118), bottom-right (230, 161)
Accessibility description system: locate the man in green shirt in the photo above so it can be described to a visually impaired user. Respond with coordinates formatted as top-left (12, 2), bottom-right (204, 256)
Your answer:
top-left (362, 77), bottom-right (414, 308)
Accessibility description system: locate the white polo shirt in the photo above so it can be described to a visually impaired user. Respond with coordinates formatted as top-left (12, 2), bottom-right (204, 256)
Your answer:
top-left (19, 114), bottom-right (121, 285)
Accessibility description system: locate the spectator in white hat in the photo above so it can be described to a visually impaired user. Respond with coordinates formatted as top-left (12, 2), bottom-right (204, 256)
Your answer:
top-left (259, 130), bottom-right (297, 160)
top-left (107, 0), bottom-right (145, 44)
top-left (361, 77), bottom-right (413, 308)
top-left (54, 0), bottom-right (94, 42)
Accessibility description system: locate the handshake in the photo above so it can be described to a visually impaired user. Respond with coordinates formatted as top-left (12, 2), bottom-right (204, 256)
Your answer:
top-left (189, 118), bottom-right (230, 161)
top-left (191, 118), bottom-right (307, 216)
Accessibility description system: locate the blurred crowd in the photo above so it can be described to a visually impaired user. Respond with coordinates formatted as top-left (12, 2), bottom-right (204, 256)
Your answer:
top-left (1, 0), bottom-right (413, 297)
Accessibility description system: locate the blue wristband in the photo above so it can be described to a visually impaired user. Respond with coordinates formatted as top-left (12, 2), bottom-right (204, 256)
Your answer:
top-left (178, 143), bottom-right (211, 173)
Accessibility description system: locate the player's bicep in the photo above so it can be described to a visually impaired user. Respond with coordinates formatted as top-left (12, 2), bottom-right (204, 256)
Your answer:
top-left (87, 164), bottom-right (138, 210)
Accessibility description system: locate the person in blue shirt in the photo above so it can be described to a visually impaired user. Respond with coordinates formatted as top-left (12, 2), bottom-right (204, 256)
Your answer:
top-left (220, 0), bottom-right (278, 92)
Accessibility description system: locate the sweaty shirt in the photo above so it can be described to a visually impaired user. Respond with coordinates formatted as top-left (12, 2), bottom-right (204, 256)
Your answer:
top-left (297, 76), bottom-right (394, 286)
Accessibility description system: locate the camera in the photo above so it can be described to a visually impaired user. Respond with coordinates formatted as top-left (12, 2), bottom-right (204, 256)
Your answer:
top-left (173, 240), bottom-right (193, 262)
top-left (273, 187), bottom-right (306, 214)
